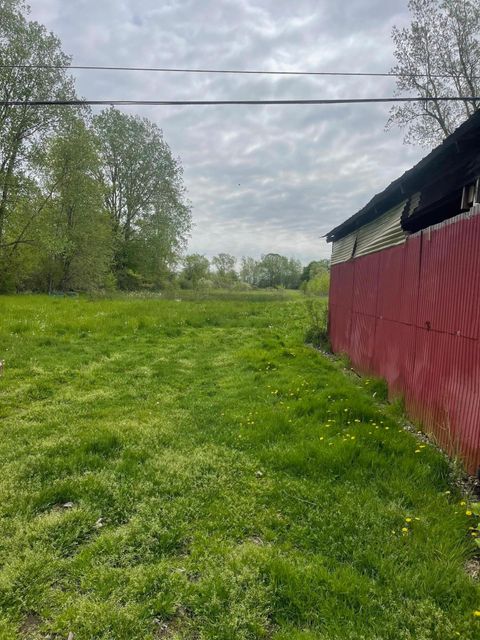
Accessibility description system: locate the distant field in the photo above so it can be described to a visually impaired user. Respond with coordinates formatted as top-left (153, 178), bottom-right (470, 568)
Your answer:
top-left (0, 293), bottom-right (479, 639)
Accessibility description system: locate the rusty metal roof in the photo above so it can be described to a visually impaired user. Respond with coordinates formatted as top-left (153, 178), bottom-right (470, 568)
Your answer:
top-left (326, 109), bottom-right (480, 242)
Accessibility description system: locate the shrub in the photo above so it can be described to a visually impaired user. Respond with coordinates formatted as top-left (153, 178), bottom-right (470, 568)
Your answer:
top-left (304, 298), bottom-right (330, 350)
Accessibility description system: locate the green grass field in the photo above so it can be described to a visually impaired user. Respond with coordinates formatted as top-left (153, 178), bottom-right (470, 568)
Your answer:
top-left (0, 292), bottom-right (479, 639)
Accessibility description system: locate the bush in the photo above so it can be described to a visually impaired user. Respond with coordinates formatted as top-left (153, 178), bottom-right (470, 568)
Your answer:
top-left (304, 298), bottom-right (330, 350)
top-left (301, 271), bottom-right (330, 296)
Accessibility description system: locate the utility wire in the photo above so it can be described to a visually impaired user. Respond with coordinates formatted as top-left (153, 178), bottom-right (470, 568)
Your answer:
top-left (1, 97), bottom-right (479, 107)
top-left (0, 63), bottom-right (478, 80)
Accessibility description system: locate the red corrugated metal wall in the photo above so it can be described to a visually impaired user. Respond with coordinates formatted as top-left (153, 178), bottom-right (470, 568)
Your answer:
top-left (329, 213), bottom-right (480, 474)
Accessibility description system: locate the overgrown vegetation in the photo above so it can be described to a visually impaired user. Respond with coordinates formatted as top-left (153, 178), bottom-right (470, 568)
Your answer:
top-left (304, 297), bottom-right (330, 350)
top-left (0, 293), bottom-right (479, 639)
top-left (0, 1), bottom-right (191, 294)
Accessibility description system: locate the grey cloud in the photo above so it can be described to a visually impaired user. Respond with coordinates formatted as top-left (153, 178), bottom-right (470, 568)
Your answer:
top-left (28, 0), bottom-right (422, 262)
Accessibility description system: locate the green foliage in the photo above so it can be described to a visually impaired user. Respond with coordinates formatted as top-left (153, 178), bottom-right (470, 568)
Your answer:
top-left (93, 108), bottom-right (191, 288)
top-left (304, 298), bottom-right (330, 349)
top-left (300, 259), bottom-right (330, 282)
top-left (364, 377), bottom-right (389, 402)
top-left (300, 259), bottom-right (330, 296)
top-left (180, 254), bottom-right (211, 289)
top-left (239, 254), bottom-right (302, 289)
top-left (301, 271), bottom-right (330, 296)
top-left (0, 293), bottom-right (478, 638)
top-left (38, 116), bottom-right (113, 291)
top-left (0, 5), bottom-right (191, 293)
top-left (211, 253), bottom-right (238, 288)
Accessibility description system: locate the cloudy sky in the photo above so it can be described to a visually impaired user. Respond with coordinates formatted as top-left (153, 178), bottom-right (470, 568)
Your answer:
top-left (29, 0), bottom-right (426, 264)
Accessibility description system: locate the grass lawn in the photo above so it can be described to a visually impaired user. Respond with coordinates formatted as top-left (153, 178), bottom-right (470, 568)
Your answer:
top-left (0, 292), bottom-right (479, 639)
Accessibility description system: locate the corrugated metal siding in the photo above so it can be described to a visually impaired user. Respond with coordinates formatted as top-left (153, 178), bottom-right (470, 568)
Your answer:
top-left (417, 213), bottom-right (480, 340)
top-left (372, 320), bottom-right (416, 396)
top-left (329, 261), bottom-right (354, 310)
top-left (329, 304), bottom-right (351, 354)
top-left (331, 201), bottom-right (407, 265)
top-left (352, 253), bottom-right (380, 316)
top-left (331, 233), bottom-right (356, 265)
top-left (349, 312), bottom-right (376, 373)
top-left (328, 207), bottom-right (480, 474)
top-left (355, 200), bottom-right (407, 257)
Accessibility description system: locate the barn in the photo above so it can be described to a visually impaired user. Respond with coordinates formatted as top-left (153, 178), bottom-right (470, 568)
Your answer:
top-left (326, 110), bottom-right (480, 475)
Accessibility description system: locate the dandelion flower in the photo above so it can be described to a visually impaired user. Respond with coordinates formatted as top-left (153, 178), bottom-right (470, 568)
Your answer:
top-left (473, 610), bottom-right (480, 617)
top-left (405, 517), bottom-right (412, 523)
top-left (466, 510), bottom-right (473, 516)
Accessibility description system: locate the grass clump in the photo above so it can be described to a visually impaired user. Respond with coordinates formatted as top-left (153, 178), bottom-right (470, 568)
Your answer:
top-left (0, 292), bottom-right (478, 639)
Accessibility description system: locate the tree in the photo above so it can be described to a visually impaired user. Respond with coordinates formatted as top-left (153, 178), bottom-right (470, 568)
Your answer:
top-left (301, 259), bottom-right (330, 283)
top-left (35, 117), bottom-right (113, 291)
top-left (387, 0), bottom-right (480, 146)
top-left (240, 256), bottom-right (260, 286)
top-left (93, 108), bottom-right (191, 286)
top-left (180, 254), bottom-right (210, 289)
top-left (212, 253), bottom-right (237, 286)
top-left (255, 253), bottom-right (302, 289)
top-left (0, 0), bottom-right (76, 254)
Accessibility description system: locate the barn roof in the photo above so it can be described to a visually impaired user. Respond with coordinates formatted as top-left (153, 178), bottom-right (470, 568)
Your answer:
top-left (326, 109), bottom-right (480, 242)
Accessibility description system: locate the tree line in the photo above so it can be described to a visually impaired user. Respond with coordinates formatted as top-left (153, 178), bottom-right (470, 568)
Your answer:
top-left (0, 1), bottom-right (191, 293)
top-left (177, 253), bottom-right (330, 294)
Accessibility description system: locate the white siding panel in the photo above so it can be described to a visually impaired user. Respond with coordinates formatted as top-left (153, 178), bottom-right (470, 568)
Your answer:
top-left (331, 201), bottom-right (407, 264)
top-left (331, 232), bottom-right (356, 265)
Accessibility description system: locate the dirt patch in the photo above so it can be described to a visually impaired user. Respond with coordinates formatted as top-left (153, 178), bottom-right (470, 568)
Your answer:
top-left (20, 613), bottom-right (42, 637)
top-left (466, 557), bottom-right (480, 580)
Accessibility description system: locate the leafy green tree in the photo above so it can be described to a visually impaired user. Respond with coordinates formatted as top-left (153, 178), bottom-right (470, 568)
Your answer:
top-left (301, 259), bottom-right (330, 283)
top-left (302, 272), bottom-right (330, 296)
top-left (34, 117), bottom-right (113, 291)
top-left (180, 254), bottom-right (210, 289)
top-left (93, 108), bottom-right (191, 287)
top-left (212, 253), bottom-right (237, 286)
top-left (256, 253), bottom-right (302, 289)
top-left (240, 256), bottom-right (260, 286)
top-left (0, 0), bottom-right (76, 259)
top-left (387, 0), bottom-right (480, 146)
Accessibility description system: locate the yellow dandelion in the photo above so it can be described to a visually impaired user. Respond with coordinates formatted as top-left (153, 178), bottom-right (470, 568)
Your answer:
top-left (405, 517), bottom-right (412, 523)
top-left (473, 610), bottom-right (480, 617)
top-left (415, 449), bottom-right (421, 453)
top-left (402, 527), bottom-right (409, 534)
top-left (466, 510), bottom-right (473, 516)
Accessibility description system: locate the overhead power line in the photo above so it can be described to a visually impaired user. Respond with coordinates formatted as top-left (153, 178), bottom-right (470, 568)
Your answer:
top-left (0, 63), bottom-right (478, 80)
top-left (1, 97), bottom-right (479, 107)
